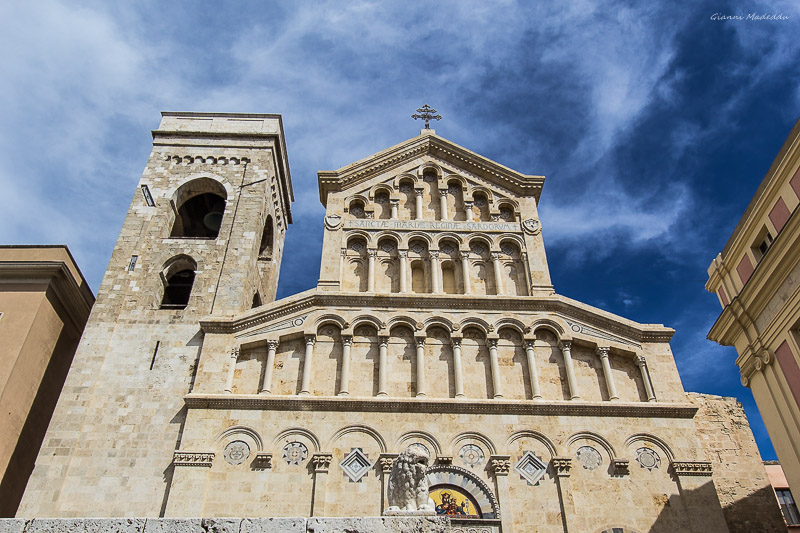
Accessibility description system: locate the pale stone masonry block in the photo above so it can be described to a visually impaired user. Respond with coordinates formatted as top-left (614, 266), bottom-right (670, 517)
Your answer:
top-left (239, 518), bottom-right (306, 533)
top-left (305, 517), bottom-right (450, 533)
top-left (26, 519), bottom-right (146, 532)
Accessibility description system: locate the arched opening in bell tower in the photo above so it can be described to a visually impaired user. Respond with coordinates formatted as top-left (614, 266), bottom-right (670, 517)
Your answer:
top-left (170, 178), bottom-right (228, 239)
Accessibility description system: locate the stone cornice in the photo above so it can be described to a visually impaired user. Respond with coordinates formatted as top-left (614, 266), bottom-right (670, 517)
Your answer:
top-left (184, 394), bottom-right (697, 418)
top-left (173, 451), bottom-right (214, 467)
top-left (201, 291), bottom-right (673, 346)
top-left (0, 261), bottom-right (94, 330)
top-left (317, 133), bottom-right (544, 205)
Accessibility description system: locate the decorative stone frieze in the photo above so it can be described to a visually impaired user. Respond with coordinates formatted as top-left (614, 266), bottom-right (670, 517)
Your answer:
top-left (173, 451), bottom-right (214, 467)
top-left (671, 461), bottom-right (713, 476)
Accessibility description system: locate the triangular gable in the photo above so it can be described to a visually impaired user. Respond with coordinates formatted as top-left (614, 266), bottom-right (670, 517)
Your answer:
top-left (318, 130), bottom-right (545, 205)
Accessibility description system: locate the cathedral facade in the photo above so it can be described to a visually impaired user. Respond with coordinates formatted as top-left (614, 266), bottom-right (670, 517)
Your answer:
top-left (17, 113), bottom-right (783, 532)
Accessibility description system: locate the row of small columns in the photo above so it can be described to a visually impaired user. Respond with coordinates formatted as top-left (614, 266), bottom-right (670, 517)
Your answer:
top-left (369, 191), bottom-right (501, 222)
top-left (344, 248), bottom-right (529, 295)
top-left (224, 337), bottom-right (657, 402)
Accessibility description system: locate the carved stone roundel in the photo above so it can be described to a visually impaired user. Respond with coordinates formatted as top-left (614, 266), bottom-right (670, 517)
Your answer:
top-left (224, 440), bottom-right (250, 465)
top-left (283, 441), bottom-right (309, 465)
top-left (576, 446), bottom-right (601, 470)
top-left (635, 447), bottom-right (660, 471)
top-left (459, 444), bottom-right (485, 467)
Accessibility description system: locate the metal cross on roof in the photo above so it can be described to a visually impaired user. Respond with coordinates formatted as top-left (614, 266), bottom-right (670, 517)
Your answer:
top-left (411, 104), bottom-right (442, 129)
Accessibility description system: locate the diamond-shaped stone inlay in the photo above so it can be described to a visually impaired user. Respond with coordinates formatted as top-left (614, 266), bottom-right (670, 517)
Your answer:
top-left (515, 451), bottom-right (547, 485)
top-left (340, 448), bottom-right (373, 482)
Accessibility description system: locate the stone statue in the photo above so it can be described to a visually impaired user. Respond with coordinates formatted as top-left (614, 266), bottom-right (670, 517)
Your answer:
top-left (385, 446), bottom-right (435, 515)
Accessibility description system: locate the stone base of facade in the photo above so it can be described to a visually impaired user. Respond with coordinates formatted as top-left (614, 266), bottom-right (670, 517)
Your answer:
top-left (0, 517), bottom-right (455, 533)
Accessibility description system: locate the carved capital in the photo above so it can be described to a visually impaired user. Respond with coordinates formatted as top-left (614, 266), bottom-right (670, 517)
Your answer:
top-left (488, 455), bottom-right (511, 476)
top-left (612, 458), bottom-right (630, 476)
top-left (524, 339), bottom-right (535, 350)
top-left (671, 461), bottom-right (713, 477)
top-left (416, 338), bottom-right (426, 349)
top-left (596, 346), bottom-right (610, 359)
top-left (230, 347), bottom-right (240, 359)
top-left (439, 190), bottom-right (448, 198)
top-left (173, 451), bottom-right (214, 467)
top-left (253, 453), bottom-right (272, 469)
top-left (487, 338), bottom-right (499, 349)
top-left (460, 250), bottom-right (471, 260)
top-left (451, 338), bottom-right (462, 349)
top-left (490, 252), bottom-right (502, 261)
top-left (429, 251), bottom-right (439, 259)
top-left (311, 453), bottom-right (333, 472)
top-left (390, 199), bottom-right (399, 206)
top-left (368, 249), bottom-right (378, 258)
top-left (740, 373), bottom-right (750, 388)
top-left (636, 355), bottom-right (647, 367)
top-left (305, 334), bottom-right (316, 346)
top-left (379, 337), bottom-right (389, 348)
top-left (341, 335), bottom-right (353, 347)
top-left (379, 453), bottom-right (398, 473)
top-left (398, 250), bottom-right (408, 258)
top-left (415, 189), bottom-right (424, 197)
top-left (551, 457), bottom-right (572, 477)
top-left (266, 340), bottom-right (279, 350)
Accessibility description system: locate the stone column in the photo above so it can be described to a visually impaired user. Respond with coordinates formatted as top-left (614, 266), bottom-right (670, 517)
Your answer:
top-left (552, 458), bottom-right (574, 532)
top-left (379, 454), bottom-right (398, 513)
top-left (520, 251), bottom-right (532, 296)
top-left (461, 251), bottom-right (472, 294)
top-left (338, 336), bottom-right (352, 396)
top-left (524, 339), bottom-right (543, 400)
top-left (487, 338), bottom-right (504, 399)
top-left (260, 340), bottom-right (278, 394)
top-left (637, 355), bottom-right (657, 402)
top-left (597, 347), bottom-right (619, 400)
top-left (399, 250), bottom-right (408, 293)
top-left (299, 334), bottom-right (316, 395)
top-left (560, 340), bottom-right (581, 400)
top-left (491, 252), bottom-right (505, 295)
top-left (464, 200), bottom-right (474, 222)
top-left (224, 348), bottom-right (239, 393)
top-left (439, 190), bottom-right (448, 220)
top-left (415, 189), bottom-right (424, 220)
top-left (377, 336), bottom-right (389, 397)
top-left (416, 337), bottom-right (426, 397)
top-left (390, 199), bottom-right (399, 220)
top-left (452, 338), bottom-right (465, 398)
top-left (430, 251), bottom-right (441, 293)
top-left (339, 248), bottom-right (346, 287)
top-left (367, 250), bottom-right (377, 292)
top-left (310, 453), bottom-right (332, 516)
top-left (489, 456), bottom-right (513, 533)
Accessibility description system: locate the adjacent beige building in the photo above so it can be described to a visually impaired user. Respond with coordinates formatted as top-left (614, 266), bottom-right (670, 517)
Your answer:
top-left (0, 245), bottom-right (94, 516)
top-left (707, 117), bottom-right (800, 499)
top-left (17, 112), bottom-right (785, 532)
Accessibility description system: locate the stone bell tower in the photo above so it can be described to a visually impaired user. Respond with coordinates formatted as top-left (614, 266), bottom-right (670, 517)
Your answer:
top-left (18, 112), bottom-right (293, 517)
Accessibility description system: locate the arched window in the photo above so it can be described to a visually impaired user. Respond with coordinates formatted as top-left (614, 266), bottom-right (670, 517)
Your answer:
top-left (160, 256), bottom-right (197, 310)
top-left (170, 178), bottom-right (228, 239)
top-left (259, 215), bottom-right (274, 259)
top-left (349, 200), bottom-right (366, 219)
top-left (411, 260), bottom-right (426, 293)
top-left (252, 292), bottom-right (262, 308)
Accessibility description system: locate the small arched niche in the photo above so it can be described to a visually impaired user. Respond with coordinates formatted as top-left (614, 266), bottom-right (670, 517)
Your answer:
top-left (160, 255), bottom-right (197, 310)
top-left (259, 215), bottom-right (274, 259)
top-left (170, 178), bottom-right (228, 239)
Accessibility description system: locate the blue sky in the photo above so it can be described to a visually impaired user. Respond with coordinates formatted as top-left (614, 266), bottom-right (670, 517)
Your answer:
top-left (1, 1), bottom-right (799, 458)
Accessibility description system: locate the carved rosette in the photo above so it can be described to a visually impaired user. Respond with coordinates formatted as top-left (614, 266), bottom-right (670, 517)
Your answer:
top-left (173, 451), bottom-right (214, 467)
top-left (671, 461), bottom-right (713, 476)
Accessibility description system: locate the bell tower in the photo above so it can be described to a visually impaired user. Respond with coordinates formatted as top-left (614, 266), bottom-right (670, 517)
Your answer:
top-left (18, 112), bottom-right (293, 516)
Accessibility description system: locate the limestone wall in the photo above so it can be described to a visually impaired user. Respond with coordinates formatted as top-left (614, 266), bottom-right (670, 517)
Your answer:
top-left (688, 392), bottom-right (786, 532)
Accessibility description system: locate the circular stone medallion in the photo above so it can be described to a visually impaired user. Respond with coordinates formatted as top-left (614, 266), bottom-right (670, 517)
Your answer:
top-left (283, 441), bottom-right (309, 466)
top-left (576, 446), bottom-right (601, 470)
top-left (459, 444), bottom-right (485, 467)
top-left (635, 447), bottom-right (661, 471)
top-left (224, 440), bottom-right (251, 466)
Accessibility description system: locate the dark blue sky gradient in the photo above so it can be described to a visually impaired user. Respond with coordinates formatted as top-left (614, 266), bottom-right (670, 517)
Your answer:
top-left (1, 0), bottom-right (798, 459)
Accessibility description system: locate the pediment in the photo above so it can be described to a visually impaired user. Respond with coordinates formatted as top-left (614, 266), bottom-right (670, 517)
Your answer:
top-left (317, 131), bottom-right (544, 206)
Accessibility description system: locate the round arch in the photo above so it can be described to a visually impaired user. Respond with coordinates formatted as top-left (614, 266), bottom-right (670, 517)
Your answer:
top-left (426, 465), bottom-right (500, 520)
top-left (326, 424), bottom-right (387, 453)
